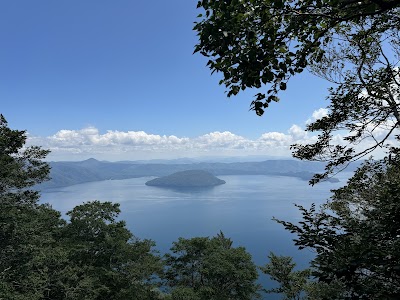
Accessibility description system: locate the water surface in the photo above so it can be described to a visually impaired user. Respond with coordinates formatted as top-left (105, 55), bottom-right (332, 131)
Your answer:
top-left (40, 173), bottom-right (351, 298)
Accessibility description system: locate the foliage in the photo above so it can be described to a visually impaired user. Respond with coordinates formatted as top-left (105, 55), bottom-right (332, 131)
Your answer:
top-left (170, 286), bottom-right (201, 300)
top-left (194, 0), bottom-right (400, 182)
top-left (261, 252), bottom-right (310, 300)
top-left (164, 231), bottom-right (260, 300)
top-left (275, 157), bottom-right (400, 299)
top-left (0, 114), bottom-right (64, 299)
top-left (61, 201), bottom-right (163, 300)
top-left (194, 1), bottom-right (400, 298)
top-left (0, 116), bottom-right (163, 299)
top-left (0, 114), bottom-right (50, 200)
top-left (261, 252), bottom-right (346, 300)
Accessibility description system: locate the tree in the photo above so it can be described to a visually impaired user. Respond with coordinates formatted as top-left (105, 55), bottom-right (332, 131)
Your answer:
top-left (194, 3), bottom-right (400, 297)
top-left (194, 0), bottom-right (400, 182)
top-left (164, 232), bottom-right (259, 300)
top-left (0, 115), bottom-right (65, 299)
top-left (261, 252), bottom-right (346, 300)
top-left (0, 114), bottom-right (50, 201)
top-left (276, 157), bottom-right (400, 299)
top-left (60, 201), bottom-right (163, 300)
top-left (261, 252), bottom-right (310, 300)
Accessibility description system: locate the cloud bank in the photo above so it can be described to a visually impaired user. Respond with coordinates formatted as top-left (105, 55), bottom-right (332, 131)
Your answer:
top-left (26, 108), bottom-right (395, 161)
top-left (27, 125), bottom-right (316, 161)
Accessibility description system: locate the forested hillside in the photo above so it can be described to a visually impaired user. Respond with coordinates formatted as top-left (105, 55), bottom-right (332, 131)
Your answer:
top-left (40, 158), bottom-right (343, 189)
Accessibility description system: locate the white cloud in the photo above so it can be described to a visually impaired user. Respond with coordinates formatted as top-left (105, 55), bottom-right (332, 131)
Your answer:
top-left (195, 131), bottom-right (249, 149)
top-left (27, 115), bottom-right (390, 161)
top-left (28, 126), bottom-right (316, 161)
top-left (288, 124), bottom-right (307, 140)
top-left (306, 108), bottom-right (329, 124)
top-left (25, 109), bottom-right (339, 161)
top-left (45, 127), bottom-right (189, 148)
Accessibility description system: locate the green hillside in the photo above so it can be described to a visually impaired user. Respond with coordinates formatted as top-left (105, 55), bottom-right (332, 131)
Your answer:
top-left (145, 170), bottom-right (226, 187)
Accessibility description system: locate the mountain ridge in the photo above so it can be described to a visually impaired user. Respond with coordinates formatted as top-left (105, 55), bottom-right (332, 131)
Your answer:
top-left (38, 158), bottom-right (348, 189)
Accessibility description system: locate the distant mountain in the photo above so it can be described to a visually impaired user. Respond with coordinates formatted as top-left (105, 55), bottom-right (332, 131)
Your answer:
top-left (145, 170), bottom-right (226, 187)
top-left (37, 158), bottom-right (353, 190)
top-left (39, 158), bottom-right (135, 189)
top-left (118, 155), bottom-right (289, 164)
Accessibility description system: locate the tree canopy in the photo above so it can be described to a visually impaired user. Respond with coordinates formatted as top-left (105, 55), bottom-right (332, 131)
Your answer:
top-left (194, 0), bottom-right (400, 181)
top-left (164, 232), bottom-right (259, 300)
top-left (261, 252), bottom-right (311, 300)
top-left (0, 114), bottom-right (50, 201)
top-left (275, 157), bottom-right (400, 299)
top-left (0, 115), bottom-right (62, 300)
top-left (194, 3), bottom-right (400, 298)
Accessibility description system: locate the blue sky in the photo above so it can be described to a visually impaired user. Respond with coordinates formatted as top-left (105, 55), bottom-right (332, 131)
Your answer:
top-left (1, 1), bottom-right (336, 160)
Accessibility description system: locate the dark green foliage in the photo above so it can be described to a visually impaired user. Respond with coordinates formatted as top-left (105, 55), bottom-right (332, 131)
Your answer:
top-left (276, 157), bottom-right (400, 299)
top-left (194, 2), bottom-right (400, 297)
top-left (0, 114), bottom-right (50, 198)
top-left (164, 231), bottom-right (260, 300)
top-left (0, 116), bottom-right (163, 299)
top-left (261, 252), bottom-right (346, 300)
top-left (170, 286), bottom-right (201, 300)
top-left (194, 0), bottom-right (399, 110)
top-left (0, 200), bottom-right (65, 300)
top-left (261, 252), bottom-right (310, 300)
top-left (194, 0), bottom-right (400, 182)
top-left (0, 115), bottom-right (63, 299)
top-left (60, 201), bottom-right (163, 300)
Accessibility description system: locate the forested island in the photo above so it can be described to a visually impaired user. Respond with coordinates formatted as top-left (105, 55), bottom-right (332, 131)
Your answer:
top-left (145, 170), bottom-right (226, 187)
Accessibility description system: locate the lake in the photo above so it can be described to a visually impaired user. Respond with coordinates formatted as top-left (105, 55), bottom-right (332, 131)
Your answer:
top-left (40, 173), bottom-right (351, 298)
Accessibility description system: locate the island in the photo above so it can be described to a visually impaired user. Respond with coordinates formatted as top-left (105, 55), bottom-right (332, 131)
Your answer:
top-left (145, 170), bottom-right (226, 188)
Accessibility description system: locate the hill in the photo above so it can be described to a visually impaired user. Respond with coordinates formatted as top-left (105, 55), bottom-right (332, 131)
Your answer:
top-left (37, 158), bottom-right (349, 189)
top-left (145, 170), bottom-right (226, 187)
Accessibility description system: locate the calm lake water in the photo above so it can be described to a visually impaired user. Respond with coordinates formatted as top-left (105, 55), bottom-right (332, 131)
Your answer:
top-left (40, 173), bottom-right (351, 298)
